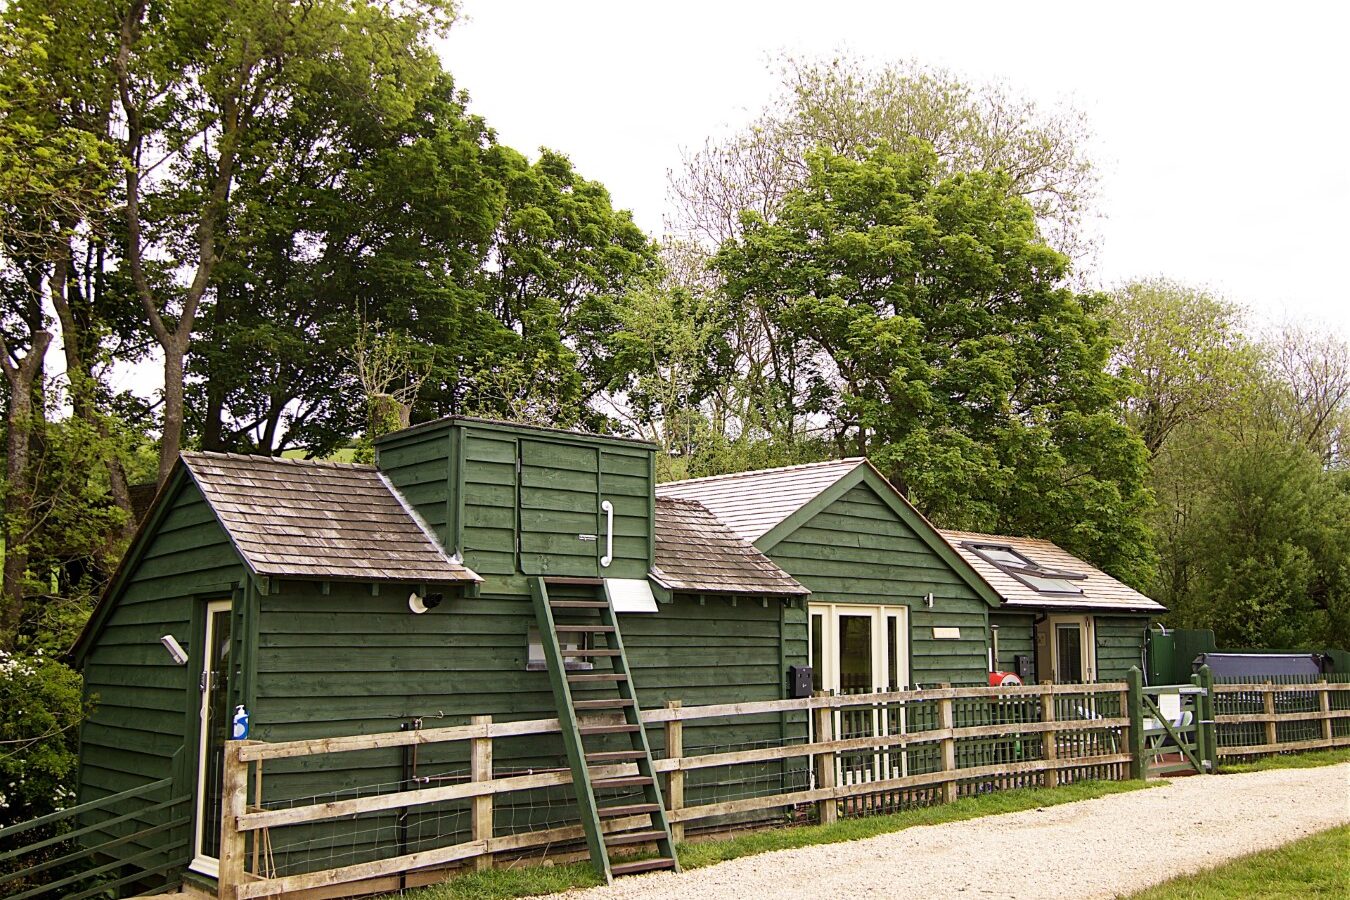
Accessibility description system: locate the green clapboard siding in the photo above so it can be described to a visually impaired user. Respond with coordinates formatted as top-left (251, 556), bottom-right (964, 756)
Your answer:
top-left (990, 612), bottom-right (1036, 674)
top-left (1095, 615), bottom-right (1149, 681)
top-left (767, 483), bottom-right (990, 687)
top-left (377, 419), bottom-right (656, 595)
top-left (77, 477), bottom-right (246, 871)
top-left (249, 583), bottom-right (797, 873)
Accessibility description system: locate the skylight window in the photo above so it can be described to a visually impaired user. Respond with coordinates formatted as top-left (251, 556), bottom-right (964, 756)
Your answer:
top-left (965, 542), bottom-right (1086, 595)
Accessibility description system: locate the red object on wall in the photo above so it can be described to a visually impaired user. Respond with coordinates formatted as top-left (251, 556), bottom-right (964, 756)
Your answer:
top-left (988, 671), bottom-right (1024, 686)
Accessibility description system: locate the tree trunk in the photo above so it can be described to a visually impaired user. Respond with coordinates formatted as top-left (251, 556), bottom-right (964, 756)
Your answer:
top-left (158, 340), bottom-right (188, 484)
top-left (0, 332), bottom-right (52, 650)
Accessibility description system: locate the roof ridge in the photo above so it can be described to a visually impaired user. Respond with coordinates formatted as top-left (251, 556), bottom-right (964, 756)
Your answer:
top-left (658, 457), bottom-right (865, 489)
top-left (182, 450), bottom-right (376, 471)
top-left (939, 527), bottom-right (1058, 546)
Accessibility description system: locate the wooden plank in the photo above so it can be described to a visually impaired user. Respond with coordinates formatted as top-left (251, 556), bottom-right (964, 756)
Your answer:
top-left (812, 693), bottom-right (837, 826)
top-left (1263, 690), bottom-right (1278, 748)
top-left (471, 715), bottom-right (493, 873)
top-left (1040, 686), bottom-right (1058, 790)
top-left (238, 716), bottom-right (563, 762)
top-left (938, 686), bottom-right (957, 803)
top-left (1213, 682), bottom-right (1350, 693)
top-left (1216, 710), bottom-right (1350, 725)
top-left (1218, 736), bottom-right (1350, 757)
top-left (664, 701), bottom-right (685, 843)
top-left (236, 769), bottom-right (575, 832)
top-left (218, 743), bottom-right (248, 899)
top-left (1320, 686), bottom-right (1333, 742)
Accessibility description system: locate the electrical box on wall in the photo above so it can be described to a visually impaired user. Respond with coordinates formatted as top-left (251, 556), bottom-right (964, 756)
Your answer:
top-left (1013, 654), bottom-right (1034, 682)
top-left (788, 665), bottom-right (814, 698)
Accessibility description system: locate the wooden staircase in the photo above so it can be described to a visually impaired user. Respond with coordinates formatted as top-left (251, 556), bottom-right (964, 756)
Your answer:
top-left (529, 576), bottom-right (680, 882)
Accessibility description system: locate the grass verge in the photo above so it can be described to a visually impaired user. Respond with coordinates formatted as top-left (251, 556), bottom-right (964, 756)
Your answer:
top-left (1218, 747), bottom-right (1350, 774)
top-left (403, 779), bottom-right (1155, 900)
top-left (1123, 824), bottom-right (1349, 899)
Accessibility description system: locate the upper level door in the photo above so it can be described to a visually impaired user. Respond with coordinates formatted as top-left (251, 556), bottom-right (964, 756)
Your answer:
top-left (518, 439), bottom-right (602, 577)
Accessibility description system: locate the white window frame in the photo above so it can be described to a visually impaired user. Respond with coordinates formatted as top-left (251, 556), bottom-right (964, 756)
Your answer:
top-left (807, 604), bottom-right (910, 783)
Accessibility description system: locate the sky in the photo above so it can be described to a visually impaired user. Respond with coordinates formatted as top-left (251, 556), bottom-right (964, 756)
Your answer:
top-left (438, 0), bottom-right (1350, 336)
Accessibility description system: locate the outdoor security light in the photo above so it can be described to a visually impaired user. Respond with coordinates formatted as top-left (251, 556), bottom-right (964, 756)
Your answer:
top-left (160, 634), bottom-right (189, 665)
top-left (409, 592), bottom-right (444, 614)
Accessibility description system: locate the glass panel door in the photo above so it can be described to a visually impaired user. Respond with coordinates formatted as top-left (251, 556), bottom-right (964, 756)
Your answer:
top-left (195, 601), bottom-right (232, 869)
top-left (1055, 623), bottom-right (1084, 683)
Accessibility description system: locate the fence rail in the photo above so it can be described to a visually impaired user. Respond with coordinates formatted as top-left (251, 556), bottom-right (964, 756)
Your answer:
top-left (219, 681), bottom-right (1131, 899)
top-left (1212, 680), bottom-right (1350, 758)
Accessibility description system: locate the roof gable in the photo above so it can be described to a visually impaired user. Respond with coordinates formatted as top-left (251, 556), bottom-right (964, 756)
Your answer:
top-left (182, 452), bottom-right (481, 584)
top-left (655, 458), bottom-right (866, 543)
top-left (660, 459), bottom-right (1001, 609)
top-left (941, 529), bottom-right (1165, 613)
top-left (652, 497), bottom-right (809, 596)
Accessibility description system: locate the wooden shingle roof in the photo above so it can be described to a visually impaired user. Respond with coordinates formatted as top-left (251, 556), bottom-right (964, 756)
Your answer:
top-left (652, 497), bottom-right (809, 596)
top-left (655, 458), bottom-right (867, 543)
top-left (940, 529), bottom-right (1164, 613)
top-left (182, 452), bottom-right (480, 584)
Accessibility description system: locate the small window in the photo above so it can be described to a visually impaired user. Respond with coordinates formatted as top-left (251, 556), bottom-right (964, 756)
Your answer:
top-left (965, 542), bottom-right (1086, 595)
top-left (526, 626), bottom-right (593, 671)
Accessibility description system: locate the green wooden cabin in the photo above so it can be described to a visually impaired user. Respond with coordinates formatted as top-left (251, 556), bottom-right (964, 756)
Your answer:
top-left (70, 421), bottom-right (1156, 893)
top-left (70, 419), bottom-right (808, 891)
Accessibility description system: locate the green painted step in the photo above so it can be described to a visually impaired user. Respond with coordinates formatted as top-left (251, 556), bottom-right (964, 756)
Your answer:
top-left (611, 858), bottom-right (677, 876)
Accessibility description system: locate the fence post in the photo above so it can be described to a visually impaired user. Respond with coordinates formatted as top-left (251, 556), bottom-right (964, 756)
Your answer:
top-left (1262, 682), bottom-right (1277, 749)
top-left (1127, 667), bottom-right (1145, 780)
top-left (1189, 670), bottom-right (1208, 770)
top-left (218, 742), bottom-right (249, 900)
top-left (1040, 684), bottom-right (1058, 789)
top-left (471, 715), bottom-right (493, 872)
top-left (1319, 680), bottom-right (1333, 743)
top-left (938, 684), bottom-right (957, 804)
top-left (664, 700), bottom-right (685, 843)
top-left (1196, 665), bottom-right (1216, 773)
top-left (811, 691), bottom-right (837, 825)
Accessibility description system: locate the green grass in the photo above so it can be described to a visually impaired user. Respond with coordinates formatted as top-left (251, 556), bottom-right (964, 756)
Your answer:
top-left (398, 779), bottom-right (1155, 900)
top-left (1124, 824), bottom-right (1349, 899)
top-left (1219, 747), bottom-right (1350, 774)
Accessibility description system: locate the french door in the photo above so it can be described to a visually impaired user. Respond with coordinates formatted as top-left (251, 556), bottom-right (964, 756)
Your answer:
top-left (808, 604), bottom-right (909, 783)
top-left (192, 600), bottom-right (233, 875)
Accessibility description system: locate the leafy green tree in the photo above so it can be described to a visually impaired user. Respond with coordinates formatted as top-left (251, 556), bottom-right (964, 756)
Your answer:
top-left (715, 143), bottom-right (1153, 582)
top-left (1106, 279), bottom-right (1259, 455)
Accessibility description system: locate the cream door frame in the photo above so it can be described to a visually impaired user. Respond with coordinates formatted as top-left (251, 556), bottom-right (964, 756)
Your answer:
top-left (807, 604), bottom-right (910, 783)
top-left (1047, 614), bottom-right (1096, 684)
top-left (191, 599), bottom-right (232, 877)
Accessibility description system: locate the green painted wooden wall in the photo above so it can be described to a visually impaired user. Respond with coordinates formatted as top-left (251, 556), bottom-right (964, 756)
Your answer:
top-left (246, 583), bottom-right (796, 874)
top-left (988, 611), bottom-right (1150, 682)
top-left (765, 483), bottom-right (991, 687)
top-left (377, 419), bottom-right (654, 594)
top-left (76, 478), bottom-right (247, 873)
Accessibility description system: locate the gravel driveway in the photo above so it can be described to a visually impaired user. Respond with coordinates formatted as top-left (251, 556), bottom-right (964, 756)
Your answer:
top-left (544, 765), bottom-right (1350, 900)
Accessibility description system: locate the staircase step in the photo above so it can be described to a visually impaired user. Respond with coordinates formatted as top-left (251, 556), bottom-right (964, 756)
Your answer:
top-left (611, 858), bottom-right (677, 876)
top-left (597, 803), bottom-right (659, 818)
top-left (554, 624), bottom-right (616, 633)
top-left (593, 775), bottom-right (653, 790)
top-left (603, 829), bottom-right (666, 847)
top-left (568, 673), bottom-right (628, 684)
top-left (543, 576), bottom-right (606, 586)
top-left (551, 600), bottom-right (609, 609)
top-left (579, 723), bottom-right (641, 736)
top-left (586, 749), bottom-right (647, 763)
top-left (574, 698), bottom-right (634, 711)
top-left (563, 648), bottom-right (621, 657)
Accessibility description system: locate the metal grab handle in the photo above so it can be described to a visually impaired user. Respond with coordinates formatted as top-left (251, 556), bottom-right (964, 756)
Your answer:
top-left (600, 500), bottom-right (614, 567)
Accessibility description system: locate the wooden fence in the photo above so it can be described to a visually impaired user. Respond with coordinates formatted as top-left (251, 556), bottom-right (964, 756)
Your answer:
top-left (217, 682), bottom-right (1130, 899)
top-left (1212, 680), bottom-right (1350, 759)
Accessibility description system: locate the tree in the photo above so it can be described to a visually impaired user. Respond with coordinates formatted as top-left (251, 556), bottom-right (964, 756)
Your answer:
top-left (110, 0), bottom-right (455, 483)
top-left (0, 14), bottom-right (114, 646)
top-left (1106, 279), bottom-right (1259, 455)
top-left (670, 52), bottom-right (1096, 255)
top-left (715, 143), bottom-right (1153, 582)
